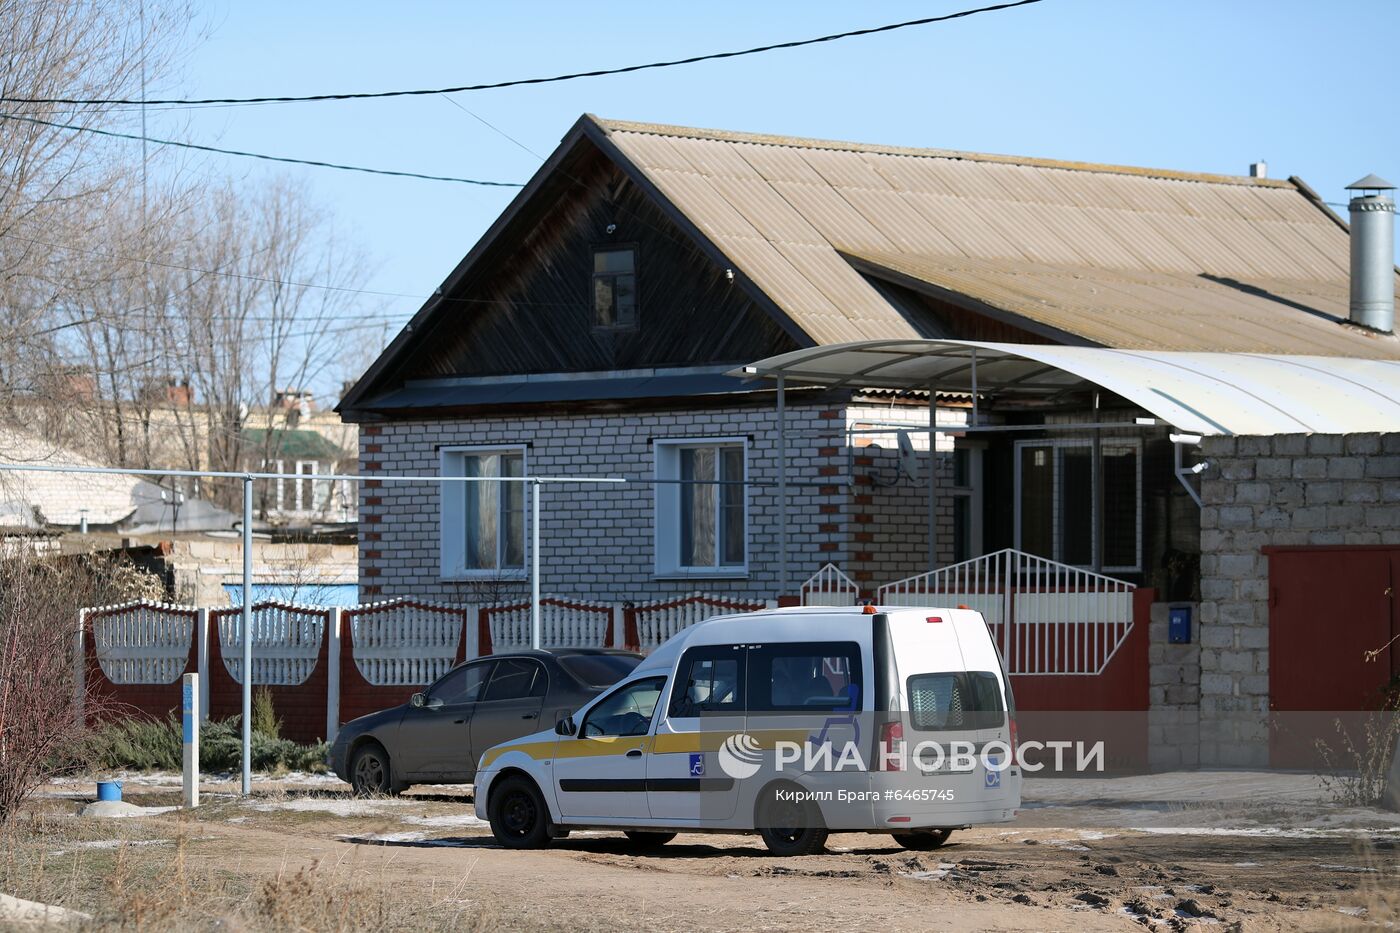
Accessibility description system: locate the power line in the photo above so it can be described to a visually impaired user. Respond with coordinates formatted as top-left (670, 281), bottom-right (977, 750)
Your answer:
top-left (0, 228), bottom-right (605, 315)
top-left (0, 1), bottom-right (1045, 107)
top-left (0, 113), bottom-right (524, 187)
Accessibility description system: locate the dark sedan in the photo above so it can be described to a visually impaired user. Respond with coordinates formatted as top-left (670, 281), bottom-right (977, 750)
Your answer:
top-left (329, 648), bottom-right (642, 795)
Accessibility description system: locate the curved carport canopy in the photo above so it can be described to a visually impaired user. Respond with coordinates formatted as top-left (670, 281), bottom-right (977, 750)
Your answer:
top-left (733, 339), bottom-right (1400, 437)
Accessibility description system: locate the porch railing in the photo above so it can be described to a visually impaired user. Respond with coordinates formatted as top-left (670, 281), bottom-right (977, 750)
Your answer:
top-left (877, 548), bottom-right (1135, 675)
top-left (801, 563), bottom-right (860, 607)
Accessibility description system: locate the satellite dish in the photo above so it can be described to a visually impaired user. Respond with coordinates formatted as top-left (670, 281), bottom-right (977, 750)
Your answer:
top-left (897, 431), bottom-right (922, 484)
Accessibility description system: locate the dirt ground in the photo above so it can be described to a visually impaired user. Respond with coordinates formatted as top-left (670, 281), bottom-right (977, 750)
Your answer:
top-left (5, 771), bottom-right (1398, 931)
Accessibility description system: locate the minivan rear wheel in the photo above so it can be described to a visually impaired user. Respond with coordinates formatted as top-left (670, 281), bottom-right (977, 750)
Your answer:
top-left (490, 776), bottom-right (552, 849)
top-left (893, 829), bottom-right (953, 850)
top-left (756, 785), bottom-right (828, 856)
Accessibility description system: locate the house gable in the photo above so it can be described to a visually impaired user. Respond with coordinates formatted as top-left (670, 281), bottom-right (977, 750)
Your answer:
top-left (343, 127), bottom-right (805, 413)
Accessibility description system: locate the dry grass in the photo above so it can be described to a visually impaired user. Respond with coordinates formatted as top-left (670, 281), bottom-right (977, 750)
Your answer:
top-left (0, 803), bottom-right (497, 931)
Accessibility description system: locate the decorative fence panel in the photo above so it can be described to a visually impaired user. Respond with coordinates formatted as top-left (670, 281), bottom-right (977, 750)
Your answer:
top-left (211, 602), bottom-right (329, 686)
top-left (877, 549), bottom-right (1136, 675)
top-left (346, 599), bottom-right (466, 686)
top-left (800, 564), bottom-right (860, 607)
top-left (480, 596), bottom-right (612, 654)
top-left (625, 593), bottom-right (771, 652)
top-left (88, 602), bottom-right (199, 685)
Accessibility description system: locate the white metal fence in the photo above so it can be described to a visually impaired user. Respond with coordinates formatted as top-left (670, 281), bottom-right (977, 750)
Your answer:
top-left (87, 601), bottom-right (198, 685)
top-left (346, 599), bottom-right (465, 686)
top-left (483, 596), bottom-right (614, 651)
top-left (628, 593), bottom-right (773, 651)
top-left (214, 602), bottom-right (328, 686)
top-left (877, 548), bottom-right (1136, 675)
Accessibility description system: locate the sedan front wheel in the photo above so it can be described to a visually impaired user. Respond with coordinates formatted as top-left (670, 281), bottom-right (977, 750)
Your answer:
top-left (349, 742), bottom-right (396, 797)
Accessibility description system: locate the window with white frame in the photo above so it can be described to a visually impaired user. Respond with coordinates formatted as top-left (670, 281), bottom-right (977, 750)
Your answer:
top-left (440, 447), bottom-right (526, 578)
top-left (260, 459), bottom-right (338, 514)
top-left (654, 438), bottom-right (747, 576)
top-left (1014, 438), bottom-right (1141, 572)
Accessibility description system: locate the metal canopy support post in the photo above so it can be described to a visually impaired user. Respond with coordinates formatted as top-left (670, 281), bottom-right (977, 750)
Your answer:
top-left (776, 376), bottom-right (788, 597)
top-left (531, 479), bottom-right (541, 649)
top-left (927, 383), bottom-right (938, 574)
top-left (1091, 391), bottom-right (1104, 574)
top-left (240, 475), bottom-right (253, 797)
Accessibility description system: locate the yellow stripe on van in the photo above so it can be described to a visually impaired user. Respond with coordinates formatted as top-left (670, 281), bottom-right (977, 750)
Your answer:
top-left (480, 728), bottom-right (814, 769)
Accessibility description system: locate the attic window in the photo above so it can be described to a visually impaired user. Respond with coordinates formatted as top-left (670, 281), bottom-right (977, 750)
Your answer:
top-left (592, 246), bottom-right (636, 329)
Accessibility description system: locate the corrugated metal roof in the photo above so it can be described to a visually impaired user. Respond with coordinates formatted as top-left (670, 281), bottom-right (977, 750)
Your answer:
top-left (597, 117), bottom-right (1400, 359)
top-left (735, 339), bottom-right (1400, 436)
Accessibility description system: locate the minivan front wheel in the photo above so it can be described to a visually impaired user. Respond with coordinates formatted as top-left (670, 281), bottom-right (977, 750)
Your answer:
top-left (756, 785), bottom-right (828, 856)
top-left (893, 828), bottom-right (953, 850)
top-left (490, 776), bottom-right (552, 849)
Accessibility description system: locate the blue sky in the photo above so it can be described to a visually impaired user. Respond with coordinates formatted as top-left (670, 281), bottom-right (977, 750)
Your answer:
top-left (134, 0), bottom-right (1399, 346)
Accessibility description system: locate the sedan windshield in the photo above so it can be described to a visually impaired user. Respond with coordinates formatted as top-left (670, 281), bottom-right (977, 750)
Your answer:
top-left (558, 653), bottom-right (641, 689)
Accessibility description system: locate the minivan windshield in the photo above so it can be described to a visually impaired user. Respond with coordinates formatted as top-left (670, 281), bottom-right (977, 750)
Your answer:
top-left (558, 653), bottom-right (641, 688)
top-left (906, 671), bottom-right (1005, 731)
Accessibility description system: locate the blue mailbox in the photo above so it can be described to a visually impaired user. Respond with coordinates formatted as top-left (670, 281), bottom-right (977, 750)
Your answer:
top-left (1168, 605), bottom-right (1192, 644)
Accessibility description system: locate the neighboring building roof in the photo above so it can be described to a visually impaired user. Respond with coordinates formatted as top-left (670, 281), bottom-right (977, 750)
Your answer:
top-left (0, 427), bottom-right (154, 526)
top-left (242, 428), bottom-right (347, 461)
top-left (594, 117), bottom-right (1397, 358)
top-left (738, 339), bottom-right (1400, 436)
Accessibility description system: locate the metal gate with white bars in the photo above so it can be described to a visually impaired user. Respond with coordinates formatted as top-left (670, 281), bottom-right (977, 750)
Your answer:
top-left (874, 549), bottom-right (1135, 675)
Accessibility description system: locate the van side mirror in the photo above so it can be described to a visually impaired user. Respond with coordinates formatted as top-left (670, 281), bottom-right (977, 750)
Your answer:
top-left (555, 716), bottom-right (577, 736)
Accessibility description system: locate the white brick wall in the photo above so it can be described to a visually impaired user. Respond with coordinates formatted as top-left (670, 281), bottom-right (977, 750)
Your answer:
top-left (358, 402), bottom-right (854, 603)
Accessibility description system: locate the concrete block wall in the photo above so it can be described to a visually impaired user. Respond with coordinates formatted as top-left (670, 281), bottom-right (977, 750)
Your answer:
top-left (357, 403), bottom-right (853, 604)
top-left (1147, 601), bottom-right (1200, 770)
top-left (1197, 432), bottom-right (1400, 766)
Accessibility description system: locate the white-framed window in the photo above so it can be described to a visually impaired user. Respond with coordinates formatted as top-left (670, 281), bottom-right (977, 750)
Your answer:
top-left (440, 446), bottom-right (527, 579)
top-left (949, 445), bottom-right (984, 564)
top-left (1013, 438), bottom-right (1142, 572)
top-left (260, 459), bottom-right (337, 514)
top-left (654, 437), bottom-right (748, 578)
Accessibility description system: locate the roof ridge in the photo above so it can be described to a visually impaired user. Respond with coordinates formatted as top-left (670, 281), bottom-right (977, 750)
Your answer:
top-left (589, 115), bottom-right (1294, 189)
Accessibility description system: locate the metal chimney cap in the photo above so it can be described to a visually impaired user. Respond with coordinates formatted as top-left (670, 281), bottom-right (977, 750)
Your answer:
top-left (1346, 173), bottom-right (1396, 191)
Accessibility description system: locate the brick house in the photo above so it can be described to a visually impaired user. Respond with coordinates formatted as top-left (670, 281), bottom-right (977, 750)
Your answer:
top-left (339, 115), bottom-right (1396, 613)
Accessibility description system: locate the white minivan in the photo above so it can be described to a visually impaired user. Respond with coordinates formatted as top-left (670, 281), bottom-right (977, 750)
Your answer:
top-left (474, 606), bottom-right (1020, 856)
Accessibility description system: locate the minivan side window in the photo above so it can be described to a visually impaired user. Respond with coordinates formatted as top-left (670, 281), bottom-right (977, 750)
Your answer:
top-left (669, 647), bottom-right (744, 717)
top-left (581, 677), bottom-right (667, 737)
top-left (906, 671), bottom-right (1005, 731)
top-left (749, 642), bottom-right (862, 713)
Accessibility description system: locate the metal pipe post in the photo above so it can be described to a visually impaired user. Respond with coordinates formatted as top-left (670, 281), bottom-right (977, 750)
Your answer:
top-left (531, 478), bottom-right (541, 650)
top-left (240, 475), bottom-right (253, 796)
top-left (927, 383), bottom-right (938, 574)
top-left (776, 376), bottom-right (788, 596)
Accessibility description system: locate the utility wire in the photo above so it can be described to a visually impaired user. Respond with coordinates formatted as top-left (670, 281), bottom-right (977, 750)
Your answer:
top-left (0, 1), bottom-right (1044, 107)
top-left (0, 113), bottom-right (523, 187)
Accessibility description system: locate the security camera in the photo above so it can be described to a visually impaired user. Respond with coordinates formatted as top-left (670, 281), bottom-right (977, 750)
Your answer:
top-left (725, 268), bottom-right (735, 283)
top-left (1189, 461), bottom-right (1209, 475)
top-left (605, 223), bottom-right (617, 234)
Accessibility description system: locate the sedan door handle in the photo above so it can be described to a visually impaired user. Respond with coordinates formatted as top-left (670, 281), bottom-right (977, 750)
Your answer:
top-left (625, 749), bottom-right (643, 759)
top-left (453, 719), bottom-right (467, 725)
top-left (522, 713), bottom-right (537, 720)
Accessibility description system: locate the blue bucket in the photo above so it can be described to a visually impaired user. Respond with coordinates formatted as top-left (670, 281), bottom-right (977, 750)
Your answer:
top-left (96, 781), bottom-right (122, 802)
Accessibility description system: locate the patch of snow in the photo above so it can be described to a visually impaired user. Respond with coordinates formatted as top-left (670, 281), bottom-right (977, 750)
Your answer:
top-left (1319, 864), bottom-right (1379, 873)
top-left (339, 831), bottom-right (429, 843)
top-left (0, 893), bottom-right (90, 924)
top-left (899, 870), bottom-right (950, 880)
top-left (402, 813), bottom-right (491, 830)
top-left (1232, 862), bottom-right (1260, 868)
top-left (1131, 826), bottom-right (1400, 840)
top-left (1077, 831), bottom-right (1118, 841)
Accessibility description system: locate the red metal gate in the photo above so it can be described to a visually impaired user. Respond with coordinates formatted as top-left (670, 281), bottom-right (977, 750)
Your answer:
top-left (1267, 546), bottom-right (1399, 766)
